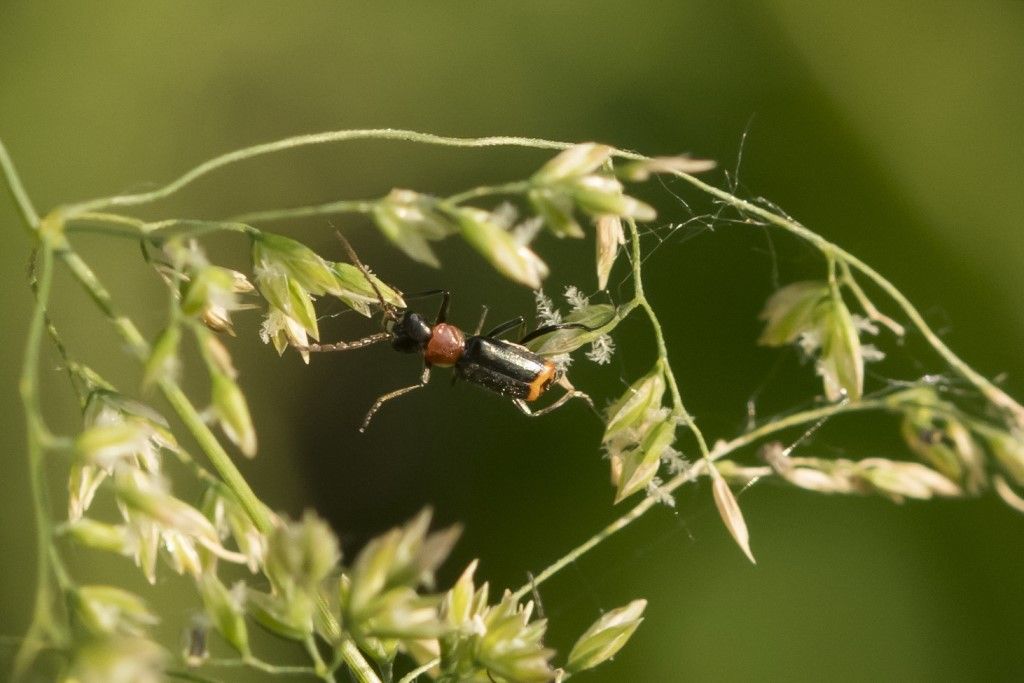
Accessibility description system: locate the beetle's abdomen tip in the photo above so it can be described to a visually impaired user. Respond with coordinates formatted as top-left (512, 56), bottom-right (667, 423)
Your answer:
top-left (526, 361), bottom-right (558, 401)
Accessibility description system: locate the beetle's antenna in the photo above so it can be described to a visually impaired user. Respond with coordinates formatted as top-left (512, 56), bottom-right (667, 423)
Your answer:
top-left (335, 230), bottom-right (400, 321)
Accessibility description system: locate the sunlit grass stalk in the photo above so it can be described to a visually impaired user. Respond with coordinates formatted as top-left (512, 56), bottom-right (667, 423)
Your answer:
top-left (61, 130), bottom-right (573, 215)
top-left (231, 181), bottom-right (533, 225)
top-left (0, 139), bottom-right (40, 228)
top-left (15, 242), bottom-right (61, 676)
top-left (58, 127), bottom-right (1017, 424)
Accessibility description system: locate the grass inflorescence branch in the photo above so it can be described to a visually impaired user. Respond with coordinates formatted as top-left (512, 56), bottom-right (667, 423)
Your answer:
top-left (3, 127), bottom-right (1022, 682)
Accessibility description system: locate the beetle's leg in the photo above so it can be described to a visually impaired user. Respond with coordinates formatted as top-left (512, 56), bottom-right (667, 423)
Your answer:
top-left (429, 290), bottom-right (452, 324)
top-left (514, 390), bottom-right (582, 417)
top-left (360, 365), bottom-right (431, 432)
top-left (514, 377), bottom-right (595, 417)
top-left (302, 332), bottom-right (391, 353)
top-left (557, 374), bottom-right (597, 411)
top-left (473, 305), bottom-right (489, 335)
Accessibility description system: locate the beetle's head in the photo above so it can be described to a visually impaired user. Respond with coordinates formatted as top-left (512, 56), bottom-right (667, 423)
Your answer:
top-left (389, 311), bottom-right (432, 353)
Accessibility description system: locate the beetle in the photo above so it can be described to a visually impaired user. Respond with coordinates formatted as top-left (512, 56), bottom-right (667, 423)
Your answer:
top-left (303, 237), bottom-right (600, 432)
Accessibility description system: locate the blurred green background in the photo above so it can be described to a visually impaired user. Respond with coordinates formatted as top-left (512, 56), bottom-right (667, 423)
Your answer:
top-left (2, 1), bottom-right (1023, 681)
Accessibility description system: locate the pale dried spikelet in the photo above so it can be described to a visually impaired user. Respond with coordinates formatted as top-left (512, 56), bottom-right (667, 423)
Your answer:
top-left (454, 207), bottom-right (549, 289)
top-left (595, 215), bottom-right (625, 290)
top-left (620, 155), bottom-right (717, 181)
top-left (762, 442), bottom-right (963, 502)
top-left (571, 175), bottom-right (656, 222)
top-left (532, 143), bottom-right (613, 184)
top-left (373, 188), bottom-right (454, 267)
top-left (710, 465), bottom-right (756, 563)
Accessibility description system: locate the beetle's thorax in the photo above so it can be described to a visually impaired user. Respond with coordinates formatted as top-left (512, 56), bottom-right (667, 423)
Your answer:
top-left (425, 323), bottom-right (465, 367)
